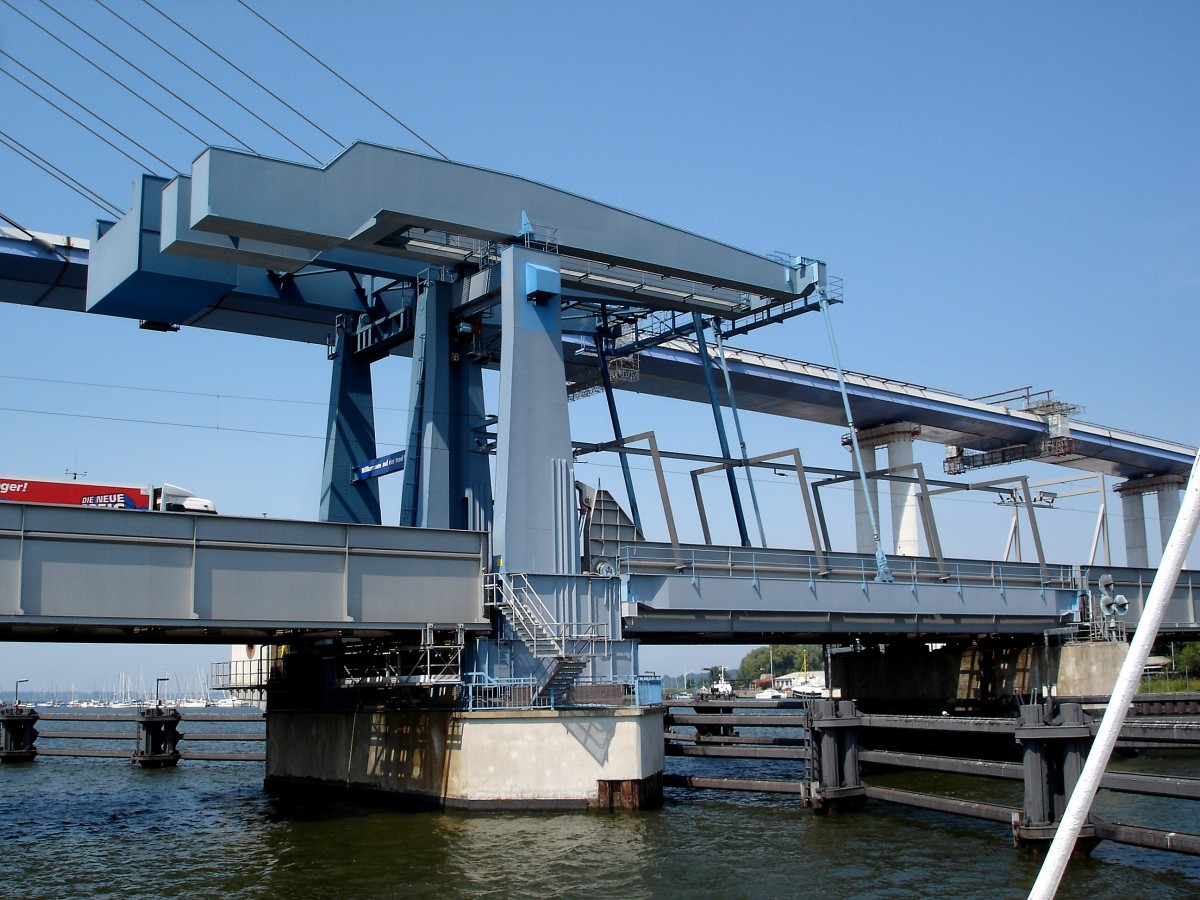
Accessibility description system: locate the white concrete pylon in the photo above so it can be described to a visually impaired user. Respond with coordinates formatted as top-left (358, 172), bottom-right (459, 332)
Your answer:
top-left (853, 445), bottom-right (879, 554)
top-left (1120, 491), bottom-right (1149, 568)
top-left (847, 422), bottom-right (922, 557)
top-left (1115, 474), bottom-right (1186, 568)
top-left (1158, 481), bottom-right (1184, 549)
top-left (887, 432), bottom-right (919, 556)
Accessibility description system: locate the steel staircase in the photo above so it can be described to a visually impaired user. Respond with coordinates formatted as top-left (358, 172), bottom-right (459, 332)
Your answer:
top-left (486, 573), bottom-right (606, 703)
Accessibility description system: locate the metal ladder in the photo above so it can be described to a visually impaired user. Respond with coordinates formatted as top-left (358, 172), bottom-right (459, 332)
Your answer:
top-left (486, 573), bottom-right (602, 702)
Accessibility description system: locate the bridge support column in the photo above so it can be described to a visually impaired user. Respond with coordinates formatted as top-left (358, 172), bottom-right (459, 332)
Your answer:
top-left (853, 447), bottom-right (880, 554)
top-left (494, 246), bottom-right (578, 574)
top-left (1158, 480), bottom-right (1184, 549)
top-left (1013, 701), bottom-right (1097, 852)
top-left (401, 279), bottom-right (492, 531)
top-left (847, 422), bottom-right (921, 556)
top-left (1115, 475), bottom-right (1185, 568)
top-left (320, 316), bottom-right (381, 525)
top-left (0, 705), bottom-right (38, 762)
top-left (886, 431), bottom-right (919, 556)
top-left (807, 699), bottom-right (865, 811)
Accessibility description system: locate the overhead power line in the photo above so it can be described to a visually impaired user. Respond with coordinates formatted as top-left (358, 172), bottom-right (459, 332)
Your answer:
top-left (138, 0), bottom-right (344, 155)
top-left (234, 0), bottom-right (450, 160)
top-left (28, 0), bottom-right (258, 154)
top-left (95, 0), bottom-right (323, 165)
top-left (0, 52), bottom-right (163, 174)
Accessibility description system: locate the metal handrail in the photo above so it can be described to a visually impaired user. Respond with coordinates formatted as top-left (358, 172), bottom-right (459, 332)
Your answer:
top-left (616, 544), bottom-right (1075, 588)
top-left (485, 573), bottom-right (612, 657)
top-left (460, 672), bottom-right (662, 711)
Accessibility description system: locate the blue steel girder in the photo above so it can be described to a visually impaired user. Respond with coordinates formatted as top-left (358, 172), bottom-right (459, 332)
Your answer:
top-left (1, 151), bottom-right (1194, 481)
top-left (172, 142), bottom-right (810, 302)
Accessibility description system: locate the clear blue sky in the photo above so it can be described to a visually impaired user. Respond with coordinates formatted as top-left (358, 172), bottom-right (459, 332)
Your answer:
top-left (1, 1), bottom-right (1197, 690)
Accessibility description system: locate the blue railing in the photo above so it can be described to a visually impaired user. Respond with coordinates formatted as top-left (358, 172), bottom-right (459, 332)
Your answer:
top-left (460, 672), bottom-right (663, 711)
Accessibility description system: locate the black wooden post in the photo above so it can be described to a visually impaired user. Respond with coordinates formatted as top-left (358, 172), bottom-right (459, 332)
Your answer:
top-left (132, 706), bottom-right (182, 767)
top-left (0, 704), bottom-right (39, 762)
top-left (807, 699), bottom-right (865, 811)
top-left (1013, 701), bottom-right (1097, 851)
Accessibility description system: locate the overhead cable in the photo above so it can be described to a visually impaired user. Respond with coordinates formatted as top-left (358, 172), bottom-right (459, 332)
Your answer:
top-left (138, 0), bottom-right (344, 153)
top-left (96, 0), bottom-right (323, 165)
top-left (27, 0), bottom-right (258, 154)
top-left (0, 53), bottom-right (162, 174)
top-left (0, 129), bottom-right (123, 217)
top-left (234, 0), bottom-right (450, 160)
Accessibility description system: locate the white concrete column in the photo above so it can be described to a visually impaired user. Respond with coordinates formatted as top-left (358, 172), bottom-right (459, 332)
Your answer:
top-left (853, 445), bottom-right (878, 554)
top-left (887, 433), bottom-right (919, 556)
top-left (1120, 491), bottom-right (1149, 568)
top-left (1116, 474), bottom-right (1186, 569)
top-left (1158, 483), bottom-right (1184, 551)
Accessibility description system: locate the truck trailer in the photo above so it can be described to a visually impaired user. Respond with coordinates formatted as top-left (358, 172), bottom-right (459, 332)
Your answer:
top-left (0, 477), bottom-right (216, 513)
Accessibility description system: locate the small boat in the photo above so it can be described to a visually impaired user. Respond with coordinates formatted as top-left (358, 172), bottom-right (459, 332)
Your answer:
top-left (755, 688), bottom-right (785, 700)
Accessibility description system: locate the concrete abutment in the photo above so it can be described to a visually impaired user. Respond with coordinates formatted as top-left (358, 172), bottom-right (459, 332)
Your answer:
top-left (265, 704), bottom-right (666, 811)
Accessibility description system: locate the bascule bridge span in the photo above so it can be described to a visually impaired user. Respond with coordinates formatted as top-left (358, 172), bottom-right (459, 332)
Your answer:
top-left (1, 143), bottom-right (1197, 808)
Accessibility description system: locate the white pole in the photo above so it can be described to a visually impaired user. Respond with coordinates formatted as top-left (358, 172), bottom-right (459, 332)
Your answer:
top-left (1028, 451), bottom-right (1200, 900)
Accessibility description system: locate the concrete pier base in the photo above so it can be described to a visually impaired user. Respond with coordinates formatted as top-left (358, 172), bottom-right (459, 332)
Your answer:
top-left (265, 705), bottom-right (665, 810)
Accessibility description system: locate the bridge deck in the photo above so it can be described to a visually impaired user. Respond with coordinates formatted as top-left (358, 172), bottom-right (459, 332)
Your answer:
top-left (0, 502), bottom-right (487, 642)
top-left (4, 501), bottom-right (1193, 643)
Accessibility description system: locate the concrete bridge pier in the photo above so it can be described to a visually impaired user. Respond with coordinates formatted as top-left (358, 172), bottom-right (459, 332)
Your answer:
top-left (262, 641), bottom-right (665, 810)
top-left (1115, 474), bottom-right (1186, 567)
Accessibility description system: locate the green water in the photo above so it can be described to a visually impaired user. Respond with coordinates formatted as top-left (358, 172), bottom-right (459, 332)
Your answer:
top-left (3, 726), bottom-right (1200, 898)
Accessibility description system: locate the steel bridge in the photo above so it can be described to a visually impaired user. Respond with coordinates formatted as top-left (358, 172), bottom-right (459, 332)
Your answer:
top-left (0, 144), bottom-right (1196, 684)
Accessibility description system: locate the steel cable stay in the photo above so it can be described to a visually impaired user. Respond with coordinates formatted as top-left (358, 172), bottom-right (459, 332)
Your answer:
top-left (0, 53), bottom-right (164, 175)
top-left (818, 286), bottom-right (894, 583)
top-left (235, 0), bottom-right (449, 160)
top-left (0, 0), bottom-right (195, 166)
top-left (96, 0), bottom-right (324, 165)
top-left (0, 129), bottom-right (123, 218)
top-left (27, 0), bottom-right (259, 154)
top-left (136, 0), bottom-right (344, 152)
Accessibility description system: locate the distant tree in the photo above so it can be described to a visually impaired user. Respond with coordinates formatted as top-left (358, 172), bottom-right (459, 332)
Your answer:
top-left (737, 645), bottom-right (824, 682)
top-left (1176, 642), bottom-right (1200, 676)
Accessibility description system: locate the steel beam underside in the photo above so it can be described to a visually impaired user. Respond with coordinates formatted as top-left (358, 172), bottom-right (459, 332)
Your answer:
top-left (0, 503), bottom-right (487, 641)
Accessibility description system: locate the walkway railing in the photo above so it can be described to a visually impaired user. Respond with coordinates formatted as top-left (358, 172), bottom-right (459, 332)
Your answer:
top-left (460, 672), bottom-right (662, 711)
top-left (484, 573), bottom-right (611, 658)
top-left (619, 543), bottom-right (1075, 588)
